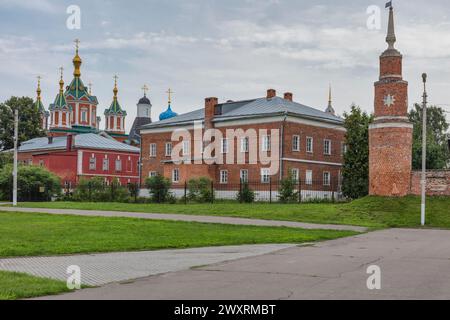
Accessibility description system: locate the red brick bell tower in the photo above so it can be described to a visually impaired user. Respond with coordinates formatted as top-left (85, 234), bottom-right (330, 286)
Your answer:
top-left (369, 5), bottom-right (413, 197)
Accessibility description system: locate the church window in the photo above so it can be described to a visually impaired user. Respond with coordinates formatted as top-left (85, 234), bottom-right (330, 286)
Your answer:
top-left (81, 108), bottom-right (88, 123)
top-left (89, 157), bottom-right (96, 171)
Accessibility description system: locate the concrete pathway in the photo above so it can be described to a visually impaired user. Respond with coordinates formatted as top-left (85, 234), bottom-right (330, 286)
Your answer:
top-left (39, 229), bottom-right (450, 300)
top-left (0, 244), bottom-right (295, 286)
top-left (0, 206), bottom-right (367, 232)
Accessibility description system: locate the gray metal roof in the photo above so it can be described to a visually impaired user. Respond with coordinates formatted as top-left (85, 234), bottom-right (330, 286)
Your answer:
top-left (141, 96), bottom-right (343, 130)
top-left (19, 133), bottom-right (140, 153)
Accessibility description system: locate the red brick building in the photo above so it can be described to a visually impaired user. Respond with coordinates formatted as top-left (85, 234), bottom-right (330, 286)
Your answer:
top-left (140, 89), bottom-right (346, 199)
top-left (18, 133), bottom-right (140, 186)
top-left (369, 6), bottom-right (413, 197)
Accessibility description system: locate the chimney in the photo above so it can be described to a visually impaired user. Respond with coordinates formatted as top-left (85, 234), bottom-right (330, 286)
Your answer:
top-left (48, 136), bottom-right (53, 144)
top-left (266, 89), bottom-right (276, 99)
top-left (205, 97), bottom-right (218, 130)
top-left (284, 92), bottom-right (293, 102)
top-left (66, 134), bottom-right (74, 151)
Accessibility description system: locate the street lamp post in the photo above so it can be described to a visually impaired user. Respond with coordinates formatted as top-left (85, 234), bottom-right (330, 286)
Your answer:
top-left (421, 74), bottom-right (428, 226)
top-left (4, 105), bottom-right (18, 207)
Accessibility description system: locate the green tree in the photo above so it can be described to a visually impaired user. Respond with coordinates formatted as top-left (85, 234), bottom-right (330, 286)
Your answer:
top-left (409, 104), bottom-right (449, 170)
top-left (278, 171), bottom-right (299, 203)
top-left (0, 97), bottom-right (46, 151)
top-left (145, 175), bottom-right (172, 203)
top-left (187, 177), bottom-right (213, 203)
top-left (342, 105), bottom-right (373, 199)
top-left (0, 164), bottom-right (61, 201)
top-left (0, 152), bottom-right (12, 170)
top-left (237, 182), bottom-right (255, 203)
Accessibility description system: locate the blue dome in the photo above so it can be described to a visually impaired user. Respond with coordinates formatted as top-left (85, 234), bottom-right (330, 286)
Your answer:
top-left (159, 104), bottom-right (178, 121)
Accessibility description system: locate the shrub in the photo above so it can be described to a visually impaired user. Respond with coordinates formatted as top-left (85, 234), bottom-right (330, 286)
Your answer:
top-left (237, 182), bottom-right (255, 203)
top-left (72, 177), bottom-right (105, 202)
top-left (188, 177), bottom-right (213, 203)
top-left (72, 178), bottom-right (129, 202)
top-left (145, 174), bottom-right (172, 203)
top-left (127, 182), bottom-right (140, 201)
top-left (278, 177), bottom-right (299, 203)
top-left (109, 179), bottom-right (130, 202)
top-left (0, 164), bottom-right (61, 201)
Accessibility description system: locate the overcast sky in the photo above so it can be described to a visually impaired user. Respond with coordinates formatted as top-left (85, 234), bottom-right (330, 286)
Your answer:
top-left (1, 0), bottom-right (449, 131)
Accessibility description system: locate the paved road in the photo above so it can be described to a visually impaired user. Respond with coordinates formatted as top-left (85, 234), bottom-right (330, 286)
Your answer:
top-left (0, 206), bottom-right (367, 232)
top-left (0, 244), bottom-right (295, 286)
top-left (39, 228), bottom-right (450, 300)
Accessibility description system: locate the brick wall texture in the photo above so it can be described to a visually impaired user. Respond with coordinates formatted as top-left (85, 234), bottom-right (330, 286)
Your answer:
top-left (410, 171), bottom-right (450, 196)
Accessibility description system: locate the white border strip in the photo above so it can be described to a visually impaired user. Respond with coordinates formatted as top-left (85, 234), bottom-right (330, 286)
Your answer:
top-left (283, 158), bottom-right (343, 167)
top-left (79, 173), bottom-right (139, 179)
top-left (369, 122), bottom-right (413, 130)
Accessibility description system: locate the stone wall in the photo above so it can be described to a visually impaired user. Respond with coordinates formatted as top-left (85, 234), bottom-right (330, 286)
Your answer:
top-left (410, 170), bottom-right (450, 196)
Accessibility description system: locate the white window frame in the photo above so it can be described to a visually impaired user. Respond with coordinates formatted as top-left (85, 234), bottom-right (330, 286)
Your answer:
top-left (89, 157), bottom-right (96, 171)
top-left (291, 168), bottom-right (300, 182)
top-left (261, 168), bottom-right (271, 184)
top-left (221, 138), bottom-right (229, 154)
top-left (323, 171), bottom-right (331, 186)
top-left (149, 171), bottom-right (158, 178)
top-left (262, 135), bottom-right (271, 152)
top-left (182, 141), bottom-right (190, 156)
top-left (240, 169), bottom-right (249, 183)
top-left (220, 170), bottom-right (229, 184)
top-left (341, 142), bottom-right (348, 156)
top-left (306, 137), bottom-right (314, 154)
top-left (172, 168), bottom-right (180, 183)
top-left (102, 158), bottom-right (109, 171)
top-left (324, 139), bottom-right (332, 156)
top-left (241, 137), bottom-right (249, 153)
top-left (306, 170), bottom-right (313, 185)
top-left (81, 108), bottom-right (88, 123)
top-left (165, 142), bottom-right (173, 157)
top-left (150, 143), bottom-right (157, 157)
top-left (115, 159), bottom-right (122, 172)
top-left (292, 135), bottom-right (300, 152)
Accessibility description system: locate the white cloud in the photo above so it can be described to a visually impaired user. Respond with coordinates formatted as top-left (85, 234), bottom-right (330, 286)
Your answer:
top-left (0, 0), bottom-right (58, 13)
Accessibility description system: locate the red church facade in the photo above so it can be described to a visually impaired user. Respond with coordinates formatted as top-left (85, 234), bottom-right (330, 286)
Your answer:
top-left (18, 134), bottom-right (140, 187)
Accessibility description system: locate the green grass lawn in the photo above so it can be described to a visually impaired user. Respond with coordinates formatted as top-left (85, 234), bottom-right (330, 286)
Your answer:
top-left (0, 271), bottom-right (72, 300)
top-left (18, 196), bottom-right (450, 229)
top-left (0, 212), bottom-right (358, 258)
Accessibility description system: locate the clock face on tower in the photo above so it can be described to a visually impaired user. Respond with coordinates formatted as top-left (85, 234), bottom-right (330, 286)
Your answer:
top-left (383, 94), bottom-right (396, 107)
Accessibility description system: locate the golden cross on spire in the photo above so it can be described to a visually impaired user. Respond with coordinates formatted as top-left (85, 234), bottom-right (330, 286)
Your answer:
top-left (113, 75), bottom-right (119, 99)
top-left (167, 88), bottom-right (174, 104)
top-left (142, 84), bottom-right (149, 96)
top-left (59, 67), bottom-right (64, 80)
top-left (74, 38), bottom-right (80, 51)
top-left (36, 75), bottom-right (42, 99)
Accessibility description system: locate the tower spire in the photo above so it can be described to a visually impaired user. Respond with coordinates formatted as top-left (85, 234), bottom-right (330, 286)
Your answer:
top-left (73, 39), bottom-right (82, 77)
top-left (36, 75), bottom-right (42, 100)
top-left (59, 67), bottom-right (64, 94)
top-left (386, 5), bottom-right (396, 50)
top-left (328, 84), bottom-right (332, 107)
top-left (113, 75), bottom-right (118, 100)
top-left (325, 84), bottom-right (335, 116)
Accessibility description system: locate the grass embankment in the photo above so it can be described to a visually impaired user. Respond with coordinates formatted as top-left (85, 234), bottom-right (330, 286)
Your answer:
top-left (19, 196), bottom-right (450, 229)
top-left (0, 212), bottom-right (358, 258)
